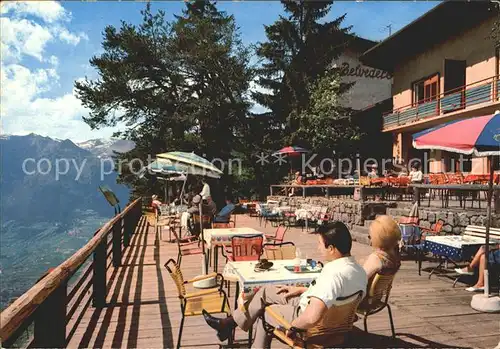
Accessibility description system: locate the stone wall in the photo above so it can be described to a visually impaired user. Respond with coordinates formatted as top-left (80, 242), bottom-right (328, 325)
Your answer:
top-left (387, 207), bottom-right (500, 234)
top-left (267, 196), bottom-right (393, 227)
top-left (268, 195), bottom-right (499, 235)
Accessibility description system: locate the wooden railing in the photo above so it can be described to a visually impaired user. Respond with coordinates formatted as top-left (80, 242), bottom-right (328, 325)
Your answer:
top-left (383, 75), bottom-right (500, 129)
top-left (0, 198), bottom-right (143, 348)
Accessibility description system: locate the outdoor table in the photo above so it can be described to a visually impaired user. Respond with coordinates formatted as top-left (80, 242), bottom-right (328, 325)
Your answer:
top-left (203, 227), bottom-right (265, 272)
top-left (223, 259), bottom-right (320, 309)
top-left (421, 235), bottom-right (500, 279)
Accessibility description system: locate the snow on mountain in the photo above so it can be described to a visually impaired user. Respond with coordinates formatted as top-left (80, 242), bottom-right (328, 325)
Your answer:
top-left (77, 138), bottom-right (135, 158)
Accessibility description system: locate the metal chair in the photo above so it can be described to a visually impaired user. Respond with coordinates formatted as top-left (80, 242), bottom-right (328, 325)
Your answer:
top-left (223, 235), bottom-right (264, 262)
top-left (357, 273), bottom-right (397, 338)
top-left (264, 290), bottom-right (364, 348)
top-left (171, 229), bottom-right (202, 267)
top-left (165, 259), bottom-right (231, 349)
top-left (265, 225), bottom-right (288, 244)
top-left (261, 242), bottom-right (296, 260)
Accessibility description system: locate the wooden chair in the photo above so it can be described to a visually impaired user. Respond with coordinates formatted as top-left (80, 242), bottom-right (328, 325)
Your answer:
top-left (265, 225), bottom-right (288, 244)
top-left (165, 259), bottom-right (231, 349)
top-left (261, 242), bottom-right (296, 260)
top-left (264, 290), bottom-right (364, 348)
top-left (357, 273), bottom-right (397, 338)
top-left (223, 235), bottom-right (263, 262)
top-left (171, 229), bottom-right (202, 267)
top-left (420, 219), bottom-right (444, 238)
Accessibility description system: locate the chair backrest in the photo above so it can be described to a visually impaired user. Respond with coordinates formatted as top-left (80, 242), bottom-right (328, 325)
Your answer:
top-left (231, 235), bottom-right (263, 261)
top-left (262, 242), bottom-right (296, 260)
top-left (274, 225), bottom-right (288, 242)
top-left (365, 273), bottom-right (396, 309)
top-left (164, 259), bottom-right (186, 298)
top-left (463, 225), bottom-right (500, 241)
top-left (192, 214), bottom-right (212, 226)
top-left (306, 290), bottom-right (364, 346)
top-left (433, 219), bottom-right (444, 233)
top-left (170, 229), bottom-right (189, 251)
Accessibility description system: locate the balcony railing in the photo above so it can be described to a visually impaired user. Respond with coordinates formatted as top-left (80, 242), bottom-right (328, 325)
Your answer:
top-left (383, 75), bottom-right (500, 129)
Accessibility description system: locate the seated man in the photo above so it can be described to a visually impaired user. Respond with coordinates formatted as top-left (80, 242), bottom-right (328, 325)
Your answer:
top-left (202, 222), bottom-right (368, 348)
top-left (213, 197), bottom-right (235, 223)
top-left (455, 243), bottom-right (500, 292)
top-left (181, 194), bottom-right (202, 232)
top-left (202, 196), bottom-right (217, 216)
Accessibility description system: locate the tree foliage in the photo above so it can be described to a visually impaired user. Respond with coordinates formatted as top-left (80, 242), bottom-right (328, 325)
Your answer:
top-left (76, 1), bottom-right (362, 201)
top-left (252, 0), bottom-right (352, 145)
top-left (75, 2), bottom-right (253, 201)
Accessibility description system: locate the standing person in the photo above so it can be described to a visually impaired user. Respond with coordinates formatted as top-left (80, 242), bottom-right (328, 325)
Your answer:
top-left (200, 179), bottom-right (211, 201)
top-left (202, 222), bottom-right (368, 348)
top-left (289, 171), bottom-right (302, 197)
top-left (409, 163), bottom-right (423, 184)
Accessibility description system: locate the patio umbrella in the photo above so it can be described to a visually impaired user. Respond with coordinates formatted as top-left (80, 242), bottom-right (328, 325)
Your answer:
top-left (273, 146), bottom-right (309, 177)
top-left (157, 151), bottom-right (222, 178)
top-left (412, 113), bottom-right (500, 311)
top-left (157, 152), bottom-right (222, 280)
top-left (138, 158), bottom-right (186, 202)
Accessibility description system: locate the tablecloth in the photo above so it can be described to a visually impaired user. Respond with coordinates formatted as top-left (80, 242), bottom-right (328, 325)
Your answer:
top-left (223, 259), bottom-right (319, 297)
top-left (203, 227), bottom-right (264, 248)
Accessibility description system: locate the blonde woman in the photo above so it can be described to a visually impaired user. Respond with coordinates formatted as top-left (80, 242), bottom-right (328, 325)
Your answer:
top-left (363, 215), bottom-right (402, 281)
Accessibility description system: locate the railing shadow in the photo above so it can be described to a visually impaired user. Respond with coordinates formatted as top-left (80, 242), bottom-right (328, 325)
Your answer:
top-left (76, 215), bottom-right (148, 348)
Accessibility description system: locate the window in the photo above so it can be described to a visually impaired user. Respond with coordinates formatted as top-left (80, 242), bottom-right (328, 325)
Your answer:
top-left (413, 74), bottom-right (439, 105)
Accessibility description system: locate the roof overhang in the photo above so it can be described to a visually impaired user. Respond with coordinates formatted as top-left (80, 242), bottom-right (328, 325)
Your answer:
top-left (360, 1), bottom-right (497, 72)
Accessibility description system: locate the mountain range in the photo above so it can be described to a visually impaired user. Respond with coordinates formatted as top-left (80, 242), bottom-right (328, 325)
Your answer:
top-left (0, 134), bottom-right (134, 309)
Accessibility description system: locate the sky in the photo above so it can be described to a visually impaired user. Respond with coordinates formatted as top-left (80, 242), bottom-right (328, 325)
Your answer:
top-left (0, 1), bottom-right (439, 142)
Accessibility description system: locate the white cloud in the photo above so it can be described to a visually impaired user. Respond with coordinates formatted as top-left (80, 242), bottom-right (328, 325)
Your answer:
top-left (0, 63), bottom-right (125, 142)
top-left (0, 2), bottom-right (122, 142)
top-left (0, 17), bottom-right (53, 62)
top-left (0, 1), bottom-right (69, 23)
top-left (54, 27), bottom-right (88, 46)
top-left (47, 55), bottom-right (59, 66)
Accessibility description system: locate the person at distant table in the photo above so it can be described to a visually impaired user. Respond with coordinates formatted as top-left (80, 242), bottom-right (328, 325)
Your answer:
top-left (408, 163), bottom-right (423, 184)
top-left (289, 171), bottom-right (302, 197)
top-left (455, 243), bottom-right (500, 292)
top-left (151, 195), bottom-right (162, 215)
top-left (214, 197), bottom-right (236, 223)
top-left (202, 196), bottom-right (217, 216)
top-left (367, 164), bottom-right (379, 179)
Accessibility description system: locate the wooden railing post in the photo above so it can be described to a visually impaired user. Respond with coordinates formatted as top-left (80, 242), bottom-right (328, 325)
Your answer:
top-left (92, 240), bottom-right (106, 308)
top-left (112, 219), bottom-right (122, 267)
top-left (123, 215), bottom-right (131, 248)
top-left (33, 281), bottom-right (67, 348)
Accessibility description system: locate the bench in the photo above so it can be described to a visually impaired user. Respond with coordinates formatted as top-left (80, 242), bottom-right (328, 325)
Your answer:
top-left (462, 225), bottom-right (500, 241)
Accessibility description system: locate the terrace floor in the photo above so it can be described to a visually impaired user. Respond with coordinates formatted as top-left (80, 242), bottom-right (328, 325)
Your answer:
top-left (66, 214), bottom-right (500, 348)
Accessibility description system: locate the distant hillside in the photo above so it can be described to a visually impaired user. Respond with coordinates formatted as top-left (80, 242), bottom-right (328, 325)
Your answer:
top-left (77, 138), bottom-right (135, 159)
top-left (0, 134), bottom-right (132, 309)
top-left (0, 134), bottom-right (131, 223)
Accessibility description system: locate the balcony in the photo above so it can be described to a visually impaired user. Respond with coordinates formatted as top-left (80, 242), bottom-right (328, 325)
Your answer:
top-left (383, 75), bottom-right (500, 130)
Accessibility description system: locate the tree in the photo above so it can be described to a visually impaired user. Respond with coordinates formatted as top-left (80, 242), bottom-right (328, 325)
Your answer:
top-left (252, 0), bottom-right (352, 145)
top-left (75, 2), bottom-right (254, 201)
top-left (295, 69), bottom-right (359, 159)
